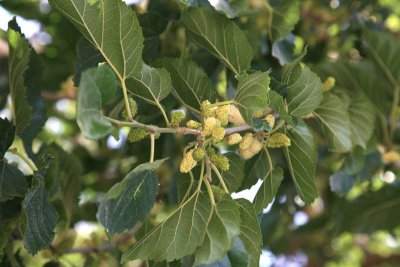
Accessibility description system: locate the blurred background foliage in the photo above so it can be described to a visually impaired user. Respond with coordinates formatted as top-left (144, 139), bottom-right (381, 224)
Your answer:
top-left (1, 0), bottom-right (400, 266)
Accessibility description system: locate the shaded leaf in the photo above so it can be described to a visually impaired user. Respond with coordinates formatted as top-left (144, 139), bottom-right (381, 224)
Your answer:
top-left (329, 172), bottom-right (356, 196)
top-left (97, 159), bottom-right (167, 235)
top-left (363, 29), bottom-right (400, 86)
top-left (265, 0), bottom-right (301, 42)
top-left (237, 199), bottom-right (262, 267)
top-left (235, 71), bottom-right (270, 124)
top-left (74, 38), bottom-right (105, 86)
top-left (253, 166), bottom-right (284, 214)
top-left (268, 90), bottom-right (293, 125)
top-left (122, 191), bottom-right (212, 262)
top-left (0, 118), bottom-right (15, 158)
top-left (194, 195), bottom-right (240, 265)
top-left (182, 7), bottom-right (252, 75)
top-left (314, 93), bottom-right (352, 152)
top-left (284, 120), bottom-right (318, 204)
top-left (0, 162), bottom-right (28, 202)
top-left (76, 66), bottom-right (116, 139)
top-left (221, 152), bottom-right (245, 192)
top-left (335, 186), bottom-right (400, 233)
top-left (241, 150), bottom-right (269, 190)
top-left (154, 58), bottom-right (216, 113)
top-left (21, 156), bottom-right (58, 255)
top-left (210, 0), bottom-right (250, 18)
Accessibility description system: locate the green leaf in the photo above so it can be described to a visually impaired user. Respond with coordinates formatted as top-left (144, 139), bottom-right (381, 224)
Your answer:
top-left (235, 71), bottom-right (270, 124)
top-left (253, 166), bottom-right (284, 214)
top-left (74, 38), bottom-right (105, 86)
top-left (194, 195), bottom-right (241, 265)
top-left (97, 159), bottom-right (167, 235)
top-left (0, 162), bottom-right (28, 202)
top-left (181, 7), bottom-right (252, 75)
top-left (329, 172), bottom-right (356, 196)
top-left (363, 29), bottom-right (400, 86)
top-left (265, 0), bottom-right (301, 42)
top-left (335, 186), bottom-right (400, 233)
top-left (76, 66), bottom-right (116, 139)
top-left (284, 120), bottom-right (318, 204)
top-left (348, 92), bottom-right (376, 149)
top-left (221, 152), bottom-right (245, 192)
top-left (0, 118), bottom-right (15, 158)
top-left (7, 19), bottom-right (32, 134)
top-left (154, 58), bottom-right (216, 113)
top-left (268, 90), bottom-right (293, 125)
top-left (236, 199), bottom-right (262, 267)
top-left (314, 93), bottom-right (352, 152)
top-left (21, 156), bottom-right (58, 255)
top-left (49, 0), bottom-right (143, 80)
top-left (125, 64), bottom-right (172, 105)
top-left (122, 191), bottom-right (212, 262)
top-left (285, 66), bottom-right (323, 117)
top-left (241, 150), bottom-right (269, 190)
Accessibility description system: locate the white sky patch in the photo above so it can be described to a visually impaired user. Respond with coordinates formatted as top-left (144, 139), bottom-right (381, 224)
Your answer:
top-left (74, 221), bottom-right (99, 237)
top-left (231, 179), bottom-right (263, 202)
top-left (107, 129), bottom-right (128, 150)
top-left (0, 6), bottom-right (41, 38)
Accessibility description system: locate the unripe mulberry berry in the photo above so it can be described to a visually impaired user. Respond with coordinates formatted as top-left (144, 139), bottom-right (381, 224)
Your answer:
top-left (128, 128), bottom-right (149, 143)
top-left (186, 120), bottom-right (201, 129)
top-left (228, 105), bottom-right (246, 125)
top-left (201, 100), bottom-right (216, 118)
top-left (170, 110), bottom-right (185, 127)
top-left (212, 127), bottom-right (225, 142)
top-left (192, 148), bottom-right (206, 161)
top-left (323, 76), bottom-right (335, 92)
top-left (122, 98), bottom-right (138, 120)
top-left (239, 133), bottom-right (253, 150)
top-left (210, 154), bottom-right (230, 171)
top-left (180, 150), bottom-right (197, 173)
top-left (203, 117), bottom-right (220, 136)
top-left (227, 133), bottom-right (242, 145)
top-left (267, 133), bottom-right (291, 148)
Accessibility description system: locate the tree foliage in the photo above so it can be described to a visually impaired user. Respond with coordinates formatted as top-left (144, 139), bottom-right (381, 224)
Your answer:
top-left (1, 0), bottom-right (400, 266)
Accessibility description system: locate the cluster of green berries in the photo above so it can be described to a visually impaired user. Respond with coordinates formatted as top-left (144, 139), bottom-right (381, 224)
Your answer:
top-left (122, 98), bottom-right (138, 120)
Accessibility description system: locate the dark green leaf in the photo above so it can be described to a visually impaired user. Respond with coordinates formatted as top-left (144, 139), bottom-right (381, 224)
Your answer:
top-left (268, 90), bottom-right (293, 125)
top-left (236, 199), bottom-right (262, 267)
top-left (182, 7), bottom-right (252, 75)
top-left (235, 71), bottom-right (270, 124)
top-left (335, 186), bottom-right (400, 233)
top-left (74, 38), bottom-right (104, 86)
top-left (76, 66), bottom-right (116, 139)
top-left (314, 93), bottom-right (352, 152)
top-left (253, 166), bottom-right (284, 214)
top-left (0, 118), bottom-right (15, 158)
top-left (0, 162), bottom-right (28, 202)
top-left (210, 0), bottom-right (250, 18)
top-left (363, 29), bottom-right (400, 86)
top-left (154, 58), bottom-right (216, 113)
top-left (286, 66), bottom-right (323, 117)
top-left (7, 18), bottom-right (32, 134)
top-left (284, 120), bottom-right (318, 204)
top-left (241, 150), bottom-right (269, 190)
top-left (265, 0), bottom-right (301, 42)
top-left (122, 191), bottom-right (212, 262)
top-left (194, 195), bottom-right (241, 265)
top-left (21, 156), bottom-right (58, 255)
top-left (221, 152), bottom-right (245, 192)
top-left (97, 159), bottom-right (167, 235)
